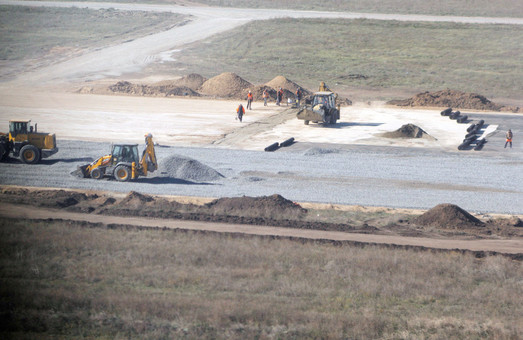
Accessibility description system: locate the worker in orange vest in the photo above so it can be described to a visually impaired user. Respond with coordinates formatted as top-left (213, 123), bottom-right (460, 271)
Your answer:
top-left (262, 89), bottom-right (269, 106)
top-left (246, 91), bottom-right (253, 110)
top-left (236, 104), bottom-right (245, 122)
top-left (505, 129), bottom-right (513, 148)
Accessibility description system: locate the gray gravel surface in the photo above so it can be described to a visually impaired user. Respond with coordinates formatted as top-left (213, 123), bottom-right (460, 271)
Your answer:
top-left (0, 137), bottom-right (521, 215)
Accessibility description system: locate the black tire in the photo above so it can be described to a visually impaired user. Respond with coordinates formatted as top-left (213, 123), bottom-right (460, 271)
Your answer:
top-left (0, 142), bottom-right (8, 162)
top-left (304, 120), bottom-right (309, 125)
top-left (90, 167), bottom-right (103, 180)
top-left (114, 165), bottom-right (131, 182)
top-left (20, 145), bottom-right (41, 164)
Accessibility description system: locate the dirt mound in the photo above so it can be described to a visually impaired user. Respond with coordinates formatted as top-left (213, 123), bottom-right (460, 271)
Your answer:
top-left (173, 73), bottom-right (207, 90)
top-left (381, 124), bottom-right (434, 139)
top-left (198, 72), bottom-right (253, 98)
top-left (265, 76), bottom-right (301, 92)
top-left (160, 155), bottom-right (224, 182)
top-left (205, 194), bottom-right (307, 219)
top-left (120, 191), bottom-right (155, 206)
top-left (415, 203), bottom-right (484, 229)
top-left (108, 81), bottom-right (200, 97)
top-left (387, 89), bottom-right (502, 111)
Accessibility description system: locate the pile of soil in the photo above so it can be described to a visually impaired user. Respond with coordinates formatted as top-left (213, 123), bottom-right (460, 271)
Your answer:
top-left (387, 89), bottom-right (502, 111)
top-left (414, 203), bottom-right (485, 229)
top-left (160, 155), bottom-right (224, 182)
top-left (381, 124), bottom-right (433, 139)
top-left (205, 194), bottom-right (307, 219)
top-left (198, 72), bottom-right (253, 98)
top-left (108, 81), bottom-right (200, 97)
top-left (170, 73), bottom-right (207, 90)
top-left (265, 75), bottom-right (311, 99)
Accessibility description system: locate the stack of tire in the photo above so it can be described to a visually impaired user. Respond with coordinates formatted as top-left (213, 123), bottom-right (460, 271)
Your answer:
top-left (442, 108), bottom-right (486, 151)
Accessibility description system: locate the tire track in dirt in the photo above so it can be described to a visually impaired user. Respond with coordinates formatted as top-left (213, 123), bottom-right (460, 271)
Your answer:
top-left (2, 203), bottom-right (522, 256)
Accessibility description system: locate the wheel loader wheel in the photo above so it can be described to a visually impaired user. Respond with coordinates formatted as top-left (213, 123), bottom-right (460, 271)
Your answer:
top-left (90, 168), bottom-right (103, 180)
top-left (0, 142), bottom-right (8, 162)
top-left (114, 165), bottom-right (131, 182)
top-left (20, 145), bottom-right (41, 164)
top-left (304, 120), bottom-right (309, 125)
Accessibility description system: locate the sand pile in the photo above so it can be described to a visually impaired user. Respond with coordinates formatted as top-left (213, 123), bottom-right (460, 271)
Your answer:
top-left (160, 155), bottom-right (224, 182)
top-left (381, 124), bottom-right (434, 139)
top-left (108, 81), bottom-right (200, 97)
top-left (265, 76), bottom-right (307, 94)
top-left (172, 73), bottom-right (207, 90)
top-left (387, 89), bottom-right (502, 111)
top-left (154, 73), bottom-right (207, 91)
top-left (198, 72), bottom-right (253, 98)
top-left (205, 194), bottom-right (306, 219)
top-left (415, 203), bottom-right (484, 229)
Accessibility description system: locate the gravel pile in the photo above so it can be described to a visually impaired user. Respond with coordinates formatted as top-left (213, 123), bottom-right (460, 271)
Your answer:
top-left (160, 155), bottom-right (224, 182)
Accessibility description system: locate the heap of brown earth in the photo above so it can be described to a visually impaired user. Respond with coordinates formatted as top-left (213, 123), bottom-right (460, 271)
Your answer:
top-left (101, 72), bottom-right (313, 101)
top-left (387, 89), bottom-right (520, 112)
top-left (1, 187), bottom-right (522, 238)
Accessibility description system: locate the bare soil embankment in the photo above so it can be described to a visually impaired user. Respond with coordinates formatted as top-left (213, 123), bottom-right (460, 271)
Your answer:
top-left (387, 89), bottom-right (521, 112)
top-left (1, 186), bottom-right (522, 247)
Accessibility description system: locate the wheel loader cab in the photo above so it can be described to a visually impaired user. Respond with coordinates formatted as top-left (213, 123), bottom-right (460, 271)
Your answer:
top-left (111, 144), bottom-right (139, 165)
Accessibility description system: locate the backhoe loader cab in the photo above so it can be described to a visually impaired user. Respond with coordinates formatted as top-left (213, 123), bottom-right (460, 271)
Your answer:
top-left (76, 133), bottom-right (157, 182)
top-left (297, 91), bottom-right (340, 125)
top-left (0, 120), bottom-right (58, 164)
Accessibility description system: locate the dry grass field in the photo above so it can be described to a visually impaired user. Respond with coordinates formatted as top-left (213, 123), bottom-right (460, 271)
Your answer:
top-left (167, 18), bottom-right (523, 101)
top-left (1, 218), bottom-right (521, 339)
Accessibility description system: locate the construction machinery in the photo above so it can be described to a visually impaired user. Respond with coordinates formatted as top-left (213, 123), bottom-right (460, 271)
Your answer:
top-left (76, 133), bottom-right (157, 182)
top-left (0, 120), bottom-right (58, 164)
top-left (297, 82), bottom-right (340, 125)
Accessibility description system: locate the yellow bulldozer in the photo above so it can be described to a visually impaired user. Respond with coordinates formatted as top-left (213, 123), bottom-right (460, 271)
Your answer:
top-left (0, 120), bottom-right (58, 164)
top-left (76, 133), bottom-right (157, 182)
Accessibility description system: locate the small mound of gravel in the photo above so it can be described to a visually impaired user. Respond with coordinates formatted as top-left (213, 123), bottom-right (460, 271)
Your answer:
top-left (160, 155), bottom-right (224, 182)
top-left (303, 148), bottom-right (340, 156)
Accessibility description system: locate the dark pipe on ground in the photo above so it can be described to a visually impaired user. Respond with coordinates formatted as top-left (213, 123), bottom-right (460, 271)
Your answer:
top-left (457, 115), bottom-right (468, 123)
top-left (264, 142), bottom-right (280, 152)
top-left (467, 124), bottom-right (476, 132)
top-left (441, 108), bottom-right (452, 116)
top-left (280, 137), bottom-right (295, 147)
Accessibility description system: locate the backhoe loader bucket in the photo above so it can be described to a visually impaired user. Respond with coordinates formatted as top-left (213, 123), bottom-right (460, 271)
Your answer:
top-left (71, 164), bottom-right (89, 178)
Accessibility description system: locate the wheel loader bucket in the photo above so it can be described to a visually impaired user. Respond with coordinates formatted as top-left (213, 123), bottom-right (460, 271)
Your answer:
top-left (71, 164), bottom-right (89, 178)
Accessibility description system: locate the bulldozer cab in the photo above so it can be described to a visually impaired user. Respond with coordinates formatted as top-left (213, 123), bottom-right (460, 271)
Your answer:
top-left (111, 144), bottom-right (139, 164)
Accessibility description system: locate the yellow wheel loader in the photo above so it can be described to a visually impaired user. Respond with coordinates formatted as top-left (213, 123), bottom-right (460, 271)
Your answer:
top-left (76, 133), bottom-right (157, 182)
top-left (0, 120), bottom-right (58, 164)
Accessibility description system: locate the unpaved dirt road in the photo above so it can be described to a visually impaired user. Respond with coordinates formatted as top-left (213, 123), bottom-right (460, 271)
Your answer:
top-left (2, 202), bottom-right (521, 255)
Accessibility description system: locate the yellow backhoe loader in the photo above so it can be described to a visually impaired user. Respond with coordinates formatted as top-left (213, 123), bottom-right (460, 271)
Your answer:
top-left (0, 120), bottom-right (58, 164)
top-left (77, 133), bottom-right (157, 182)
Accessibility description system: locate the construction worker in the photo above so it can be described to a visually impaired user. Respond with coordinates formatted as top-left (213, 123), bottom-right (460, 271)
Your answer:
top-left (246, 91), bottom-right (253, 110)
top-left (295, 88), bottom-right (302, 106)
top-left (236, 104), bottom-right (245, 122)
top-left (276, 87), bottom-right (283, 106)
top-left (262, 89), bottom-right (269, 106)
top-left (319, 81), bottom-right (330, 92)
top-left (505, 129), bottom-right (513, 148)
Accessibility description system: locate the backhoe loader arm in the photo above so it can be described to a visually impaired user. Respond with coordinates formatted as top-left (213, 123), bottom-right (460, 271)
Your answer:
top-left (140, 133), bottom-right (157, 175)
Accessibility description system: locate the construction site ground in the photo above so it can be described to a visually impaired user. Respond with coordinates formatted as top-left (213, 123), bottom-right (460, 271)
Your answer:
top-left (0, 1), bottom-right (522, 256)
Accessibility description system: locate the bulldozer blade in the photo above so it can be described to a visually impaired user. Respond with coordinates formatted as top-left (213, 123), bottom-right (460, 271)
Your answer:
top-left (71, 164), bottom-right (89, 178)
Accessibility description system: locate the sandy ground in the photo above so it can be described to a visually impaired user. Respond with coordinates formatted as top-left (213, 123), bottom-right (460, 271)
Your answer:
top-left (0, 87), bottom-right (500, 150)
